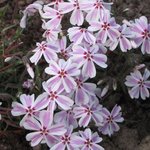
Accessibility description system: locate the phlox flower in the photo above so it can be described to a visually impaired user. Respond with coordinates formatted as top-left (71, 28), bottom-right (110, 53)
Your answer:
top-left (74, 74), bottom-right (97, 105)
top-left (30, 41), bottom-right (58, 65)
top-left (42, 27), bottom-right (61, 42)
top-left (50, 126), bottom-right (78, 150)
top-left (54, 109), bottom-right (78, 128)
top-left (131, 16), bottom-right (150, 54)
top-left (125, 68), bottom-right (150, 100)
top-left (45, 59), bottom-right (80, 93)
top-left (88, 13), bottom-right (119, 44)
top-left (72, 128), bottom-right (104, 150)
top-left (99, 105), bottom-right (124, 137)
top-left (106, 24), bottom-right (132, 52)
top-left (56, 36), bottom-right (72, 59)
top-left (42, 82), bottom-right (74, 113)
top-left (23, 111), bottom-right (66, 147)
top-left (22, 79), bottom-right (34, 89)
top-left (40, 5), bottom-right (63, 29)
top-left (73, 101), bottom-right (103, 127)
top-left (68, 27), bottom-right (96, 45)
top-left (71, 45), bottom-right (107, 78)
top-left (59, 0), bottom-right (85, 26)
top-left (11, 94), bottom-right (49, 126)
top-left (20, 1), bottom-right (43, 28)
top-left (81, 0), bottom-right (112, 23)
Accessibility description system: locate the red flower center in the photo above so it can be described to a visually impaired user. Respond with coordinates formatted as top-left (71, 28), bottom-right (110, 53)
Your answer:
top-left (85, 107), bottom-right (92, 115)
top-left (141, 29), bottom-right (150, 39)
top-left (26, 106), bottom-right (35, 116)
top-left (138, 79), bottom-right (144, 87)
top-left (60, 49), bottom-right (68, 59)
top-left (75, 79), bottom-right (83, 88)
top-left (102, 22), bottom-right (110, 30)
top-left (40, 44), bottom-right (47, 51)
top-left (58, 69), bottom-right (67, 78)
top-left (45, 30), bottom-right (51, 35)
top-left (40, 126), bottom-right (49, 135)
top-left (62, 135), bottom-right (71, 144)
top-left (94, 2), bottom-right (103, 9)
top-left (106, 115), bottom-right (113, 123)
top-left (74, 1), bottom-right (80, 9)
top-left (49, 91), bottom-right (58, 100)
top-left (83, 51), bottom-right (93, 61)
top-left (85, 138), bottom-right (92, 147)
top-left (56, 11), bottom-right (63, 19)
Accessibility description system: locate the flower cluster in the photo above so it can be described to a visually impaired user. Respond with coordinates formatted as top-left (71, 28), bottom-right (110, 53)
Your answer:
top-left (125, 68), bottom-right (150, 100)
top-left (11, 0), bottom-right (150, 149)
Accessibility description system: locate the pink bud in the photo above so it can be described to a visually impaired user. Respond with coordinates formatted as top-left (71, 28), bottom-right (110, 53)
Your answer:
top-left (26, 63), bottom-right (34, 79)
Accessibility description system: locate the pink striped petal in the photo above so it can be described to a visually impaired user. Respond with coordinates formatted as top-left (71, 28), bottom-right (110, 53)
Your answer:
top-left (26, 132), bottom-right (43, 147)
top-left (49, 124), bottom-right (66, 135)
top-left (39, 111), bottom-right (53, 128)
top-left (30, 50), bottom-right (42, 65)
top-left (79, 114), bottom-right (91, 127)
top-left (93, 54), bottom-right (107, 68)
top-left (56, 95), bottom-right (74, 110)
top-left (51, 142), bottom-right (65, 150)
top-left (70, 9), bottom-right (84, 26)
top-left (75, 88), bottom-right (89, 105)
top-left (129, 86), bottom-right (140, 99)
top-left (23, 117), bottom-right (41, 130)
top-left (11, 102), bottom-right (26, 116)
top-left (20, 94), bottom-right (34, 108)
top-left (82, 61), bottom-right (96, 78)
top-left (33, 93), bottom-right (49, 111)
top-left (119, 36), bottom-right (131, 52)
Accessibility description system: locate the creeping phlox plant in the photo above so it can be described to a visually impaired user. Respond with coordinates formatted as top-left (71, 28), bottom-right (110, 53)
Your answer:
top-left (9, 0), bottom-right (150, 149)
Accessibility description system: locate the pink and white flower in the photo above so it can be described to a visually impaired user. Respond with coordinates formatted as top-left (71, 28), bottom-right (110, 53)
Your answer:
top-left (11, 94), bottom-right (49, 126)
top-left (40, 5), bottom-right (63, 29)
top-left (45, 59), bottom-right (80, 93)
top-left (74, 75), bottom-right (97, 105)
top-left (125, 68), bottom-right (150, 100)
top-left (43, 28), bottom-right (61, 42)
top-left (72, 128), bottom-right (104, 150)
top-left (106, 24), bottom-right (132, 52)
top-left (68, 27), bottom-right (96, 45)
top-left (50, 126), bottom-right (77, 150)
top-left (81, 0), bottom-right (112, 23)
top-left (131, 16), bottom-right (150, 54)
top-left (73, 101), bottom-right (103, 127)
top-left (71, 45), bottom-right (107, 78)
top-left (42, 82), bottom-right (74, 113)
top-left (54, 109), bottom-right (78, 129)
top-left (30, 41), bottom-right (58, 65)
top-left (99, 105), bottom-right (124, 137)
top-left (20, 1), bottom-right (43, 28)
top-left (23, 111), bottom-right (66, 147)
top-left (88, 13), bottom-right (119, 44)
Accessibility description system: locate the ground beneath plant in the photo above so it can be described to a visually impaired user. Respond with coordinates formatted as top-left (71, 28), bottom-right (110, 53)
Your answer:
top-left (0, 0), bottom-right (150, 150)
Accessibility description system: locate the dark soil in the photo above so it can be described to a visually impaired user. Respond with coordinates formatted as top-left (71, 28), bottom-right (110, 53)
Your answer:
top-left (0, 0), bottom-right (150, 150)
